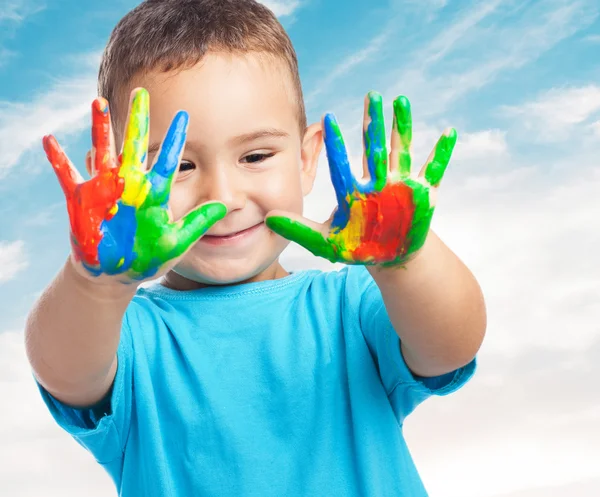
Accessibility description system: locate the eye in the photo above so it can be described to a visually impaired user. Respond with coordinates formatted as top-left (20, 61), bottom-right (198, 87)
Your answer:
top-left (240, 152), bottom-right (275, 164)
top-left (179, 160), bottom-right (196, 172)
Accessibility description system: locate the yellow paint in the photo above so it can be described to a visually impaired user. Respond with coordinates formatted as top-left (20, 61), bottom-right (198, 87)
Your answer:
top-left (120, 89), bottom-right (151, 208)
top-left (331, 193), bottom-right (367, 255)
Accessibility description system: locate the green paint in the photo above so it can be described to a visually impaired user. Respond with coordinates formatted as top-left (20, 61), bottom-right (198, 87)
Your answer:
top-left (269, 93), bottom-right (457, 269)
top-left (393, 96), bottom-right (412, 178)
top-left (365, 91), bottom-right (388, 191)
top-left (424, 129), bottom-right (457, 187)
top-left (403, 179), bottom-right (434, 258)
top-left (122, 88), bottom-right (150, 167)
top-left (266, 216), bottom-right (338, 262)
top-left (129, 202), bottom-right (227, 278)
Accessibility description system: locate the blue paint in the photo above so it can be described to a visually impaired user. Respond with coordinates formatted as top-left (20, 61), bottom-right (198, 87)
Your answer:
top-left (146, 111), bottom-right (189, 207)
top-left (323, 113), bottom-right (353, 231)
top-left (97, 203), bottom-right (137, 275)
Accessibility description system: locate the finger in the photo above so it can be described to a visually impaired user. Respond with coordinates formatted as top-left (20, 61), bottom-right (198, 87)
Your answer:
top-left (390, 96), bottom-right (412, 180)
top-left (363, 91), bottom-right (388, 191)
top-left (146, 111), bottom-right (189, 207)
top-left (121, 88), bottom-right (150, 170)
top-left (42, 135), bottom-right (83, 198)
top-left (419, 127), bottom-right (457, 187)
top-left (323, 113), bottom-right (353, 229)
top-left (91, 97), bottom-right (114, 174)
top-left (173, 201), bottom-right (228, 252)
top-left (266, 213), bottom-right (338, 262)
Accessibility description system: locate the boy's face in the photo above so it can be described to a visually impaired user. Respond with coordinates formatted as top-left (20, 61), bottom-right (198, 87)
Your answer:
top-left (120, 53), bottom-right (322, 286)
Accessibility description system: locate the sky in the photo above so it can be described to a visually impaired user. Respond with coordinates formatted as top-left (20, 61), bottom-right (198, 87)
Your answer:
top-left (0, 0), bottom-right (599, 495)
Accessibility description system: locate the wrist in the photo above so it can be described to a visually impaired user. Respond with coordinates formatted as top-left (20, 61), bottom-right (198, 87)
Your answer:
top-left (63, 256), bottom-right (138, 303)
top-left (367, 231), bottom-right (434, 285)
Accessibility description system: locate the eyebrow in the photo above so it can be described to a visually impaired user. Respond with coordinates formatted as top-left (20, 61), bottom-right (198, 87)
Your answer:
top-left (147, 128), bottom-right (290, 157)
top-left (229, 128), bottom-right (290, 146)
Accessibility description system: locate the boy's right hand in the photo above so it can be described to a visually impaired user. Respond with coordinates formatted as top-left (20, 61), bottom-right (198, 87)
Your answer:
top-left (43, 88), bottom-right (227, 285)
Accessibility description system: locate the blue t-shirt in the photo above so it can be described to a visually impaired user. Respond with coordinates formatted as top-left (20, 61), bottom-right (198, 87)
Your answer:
top-left (37, 266), bottom-right (475, 496)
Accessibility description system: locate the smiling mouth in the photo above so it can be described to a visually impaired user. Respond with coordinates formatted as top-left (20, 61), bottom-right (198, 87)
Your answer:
top-left (200, 222), bottom-right (264, 245)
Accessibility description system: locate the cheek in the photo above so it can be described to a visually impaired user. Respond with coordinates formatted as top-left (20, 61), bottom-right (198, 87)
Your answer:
top-left (258, 164), bottom-right (304, 212)
top-left (168, 182), bottom-right (198, 220)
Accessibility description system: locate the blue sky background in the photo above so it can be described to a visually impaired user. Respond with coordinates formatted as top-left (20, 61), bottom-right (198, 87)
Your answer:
top-left (1, 0), bottom-right (599, 331)
top-left (1, 1), bottom-right (600, 496)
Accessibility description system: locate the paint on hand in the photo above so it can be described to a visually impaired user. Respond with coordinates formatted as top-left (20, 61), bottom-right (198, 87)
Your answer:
top-left (266, 93), bottom-right (456, 266)
top-left (43, 88), bottom-right (227, 280)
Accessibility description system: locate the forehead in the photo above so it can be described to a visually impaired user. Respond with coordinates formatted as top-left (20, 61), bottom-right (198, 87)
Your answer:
top-left (117, 53), bottom-right (300, 145)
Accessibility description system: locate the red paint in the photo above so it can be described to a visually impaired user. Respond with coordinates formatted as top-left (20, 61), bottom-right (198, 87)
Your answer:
top-left (350, 182), bottom-right (415, 262)
top-left (92, 98), bottom-right (113, 175)
top-left (43, 99), bottom-right (124, 266)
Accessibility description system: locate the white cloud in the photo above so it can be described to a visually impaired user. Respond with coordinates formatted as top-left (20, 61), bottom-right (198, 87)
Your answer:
top-left (0, 57), bottom-right (98, 178)
top-left (583, 34), bottom-right (600, 43)
top-left (489, 478), bottom-right (600, 497)
top-left (0, 0), bottom-right (46, 68)
top-left (454, 129), bottom-right (508, 161)
top-left (4, 139), bottom-right (600, 496)
top-left (0, 240), bottom-right (28, 283)
top-left (259, 0), bottom-right (302, 17)
top-left (420, 0), bottom-right (506, 67)
top-left (385, 0), bottom-right (599, 116)
top-left (434, 157), bottom-right (600, 355)
top-left (284, 70), bottom-right (600, 493)
top-left (0, 0), bottom-right (45, 23)
top-left (0, 331), bottom-right (114, 496)
top-left (3, 1), bottom-right (600, 496)
top-left (305, 0), bottom-right (498, 107)
top-left (306, 32), bottom-right (389, 104)
top-left (501, 85), bottom-right (600, 139)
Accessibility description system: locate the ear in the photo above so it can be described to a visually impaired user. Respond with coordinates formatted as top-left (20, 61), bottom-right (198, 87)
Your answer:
top-left (300, 122), bottom-right (323, 196)
top-left (85, 150), bottom-right (94, 177)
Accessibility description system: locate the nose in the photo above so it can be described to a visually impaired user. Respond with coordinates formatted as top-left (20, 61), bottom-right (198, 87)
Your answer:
top-left (202, 166), bottom-right (246, 213)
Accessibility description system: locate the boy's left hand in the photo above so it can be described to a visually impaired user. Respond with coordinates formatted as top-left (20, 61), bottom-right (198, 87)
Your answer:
top-left (266, 92), bottom-right (457, 267)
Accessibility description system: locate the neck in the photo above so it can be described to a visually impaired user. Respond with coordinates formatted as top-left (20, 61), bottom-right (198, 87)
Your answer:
top-left (161, 260), bottom-right (290, 291)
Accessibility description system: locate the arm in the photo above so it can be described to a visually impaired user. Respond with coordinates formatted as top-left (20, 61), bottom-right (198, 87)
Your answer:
top-left (26, 88), bottom-right (226, 408)
top-left (369, 230), bottom-right (486, 378)
top-left (266, 92), bottom-right (485, 379)
top-left (25, 259), bottom-right (135, 407)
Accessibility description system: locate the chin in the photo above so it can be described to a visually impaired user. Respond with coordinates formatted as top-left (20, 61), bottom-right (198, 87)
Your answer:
top-left (173, 246), bottom-right (286, 287)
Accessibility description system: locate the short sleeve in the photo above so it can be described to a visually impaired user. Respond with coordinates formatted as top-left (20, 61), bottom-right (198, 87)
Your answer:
top-left (349, 266), bottom-right (476, 425)
top-left (35, 313), bottom-right (135, 465)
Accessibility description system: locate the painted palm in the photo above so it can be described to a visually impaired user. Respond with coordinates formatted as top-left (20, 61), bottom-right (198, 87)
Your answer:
top-left (43, 88), bottom-right (226, 281)
top-left (266, 92), bottom-right (457, 267)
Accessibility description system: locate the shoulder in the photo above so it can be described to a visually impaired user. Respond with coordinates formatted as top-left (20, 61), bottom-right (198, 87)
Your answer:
top-left (296, 265), bottom-right (379, 314)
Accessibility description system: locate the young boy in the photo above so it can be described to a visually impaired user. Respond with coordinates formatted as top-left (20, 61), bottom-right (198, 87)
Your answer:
top-left (25, 0), bottom-right (486, 495)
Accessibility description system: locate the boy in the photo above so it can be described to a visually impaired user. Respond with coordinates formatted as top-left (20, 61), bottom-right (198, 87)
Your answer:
top-left (25, 0), bottom-right (486, 495)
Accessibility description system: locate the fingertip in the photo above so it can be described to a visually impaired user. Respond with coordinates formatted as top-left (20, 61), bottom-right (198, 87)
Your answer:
top-left (131, 87), bottom-right (149, 98)
top-left (204, 201), bottom-right (228, 221)
top-left (322, 112), bottom-right (337, 136)
top-left (93, 97), bottom-right (109, 114)
top-left (442, 127), bottom-right (458, 148)
top-left (366, 92), bottom-right (385, 131)
top-left (367, 90), bottom-right (382, 103)
top-left (265, 215), bottom-right (287, 232)
top-left (42, 135), bottom-right (56, 154)
top-left (129, 88), bottom-right (150, 114)
top-left (172, 110), bottom-right (190, 133)
top-left (393, 95), bottom-right (411, 115)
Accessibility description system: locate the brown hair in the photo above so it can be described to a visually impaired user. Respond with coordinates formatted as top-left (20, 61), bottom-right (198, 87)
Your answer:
top-left (98, 0), bottom-right (306, 132)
